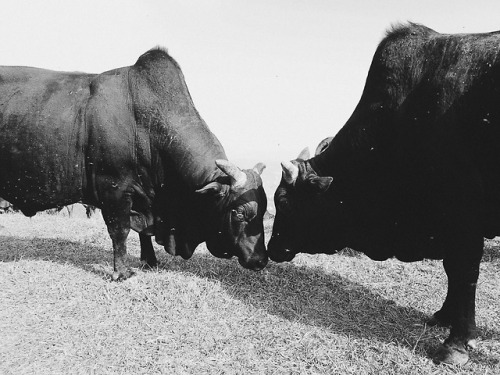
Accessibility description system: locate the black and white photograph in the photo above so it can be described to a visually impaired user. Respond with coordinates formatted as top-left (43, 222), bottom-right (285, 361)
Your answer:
top-left (0, 1), bottom-right (499, 373)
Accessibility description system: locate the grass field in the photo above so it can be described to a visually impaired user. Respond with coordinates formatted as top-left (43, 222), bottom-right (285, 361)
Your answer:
top-left (0, 210), bottom-right (499, 374)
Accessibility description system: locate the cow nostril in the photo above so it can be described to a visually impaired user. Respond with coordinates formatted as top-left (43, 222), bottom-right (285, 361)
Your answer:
top-left (238, 254), bottom-right (268, 271)
top-left (251, 258), bottom-right (268, 271)
top-left (258, 257), bottom-right (268, 269)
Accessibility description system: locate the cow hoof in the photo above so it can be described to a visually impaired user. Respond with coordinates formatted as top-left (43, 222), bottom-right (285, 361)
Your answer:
top-left (112, 269), bottom-right (135, 281)
top-left (467, 339), bottom-right (478, 350)
top-left (433, 343), bottom-right (469, 366)
top-left (140, 260), bottom-right (158, 270)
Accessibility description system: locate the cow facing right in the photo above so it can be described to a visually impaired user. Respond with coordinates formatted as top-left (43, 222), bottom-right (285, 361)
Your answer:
top-left (0, 47), bottom-right (268, 280)
top-left (269, 23), bottom-right (500, 365)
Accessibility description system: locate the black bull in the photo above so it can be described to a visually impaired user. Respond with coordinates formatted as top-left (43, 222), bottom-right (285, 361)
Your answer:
top-left (0, 48), bottom-right (268, 280)
top-left (269, 23), bottom-right (500, 365)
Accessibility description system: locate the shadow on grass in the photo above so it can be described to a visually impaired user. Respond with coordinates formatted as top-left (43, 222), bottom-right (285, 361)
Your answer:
top-left (0, 235), bottom-right (498, 366)
top-left (483, 238), bottom-right (500, 262)
top-left (163, 254), bottom-right (500, 367)
top-left (0, 235), bottom-right (141, 280)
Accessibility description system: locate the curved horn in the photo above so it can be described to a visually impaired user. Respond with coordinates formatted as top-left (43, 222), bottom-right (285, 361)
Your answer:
top-left (297, 147), bottom-right (310, 160)
top-left (195, 181), bottom-right (225, 195)
top-left (215, 159), bottom-right (247, 187)
top-left (315, 137), bottom-right (333, 155)
top-left (281, 161), bottom-right (299, 185)
top-left (252, 162), bottom-right (266, 175)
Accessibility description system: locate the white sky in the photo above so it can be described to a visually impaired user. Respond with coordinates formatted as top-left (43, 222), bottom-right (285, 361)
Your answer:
top-left (2, 0), bottom-right (500, 206)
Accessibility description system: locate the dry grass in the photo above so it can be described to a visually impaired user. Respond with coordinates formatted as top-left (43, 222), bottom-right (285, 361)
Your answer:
top-left (0, 210), bottom-right (499, 374)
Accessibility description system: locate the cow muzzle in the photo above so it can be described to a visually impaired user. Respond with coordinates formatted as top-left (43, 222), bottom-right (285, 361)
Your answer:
top-left (208, 231), bottom-right (268, 270)
top-left (237, 234), bottom-right (269, 271)
top-left (238, 251), bottom-right (268, 271)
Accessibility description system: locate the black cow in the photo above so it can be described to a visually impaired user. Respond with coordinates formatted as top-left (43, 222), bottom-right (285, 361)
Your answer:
top-left (0, 47), bottom-right (268, 280)
top-left (268, 23), bottom-right (500, 365)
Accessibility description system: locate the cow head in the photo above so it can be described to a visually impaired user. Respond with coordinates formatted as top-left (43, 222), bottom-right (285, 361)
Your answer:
top-left (268, 148), bottom-right (343, 262)
top-left (196, 160), bottom-right (268, 271)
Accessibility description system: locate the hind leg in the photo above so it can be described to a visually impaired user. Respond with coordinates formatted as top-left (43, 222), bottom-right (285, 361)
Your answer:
top-left (432, 235), bottom-right (483, 365)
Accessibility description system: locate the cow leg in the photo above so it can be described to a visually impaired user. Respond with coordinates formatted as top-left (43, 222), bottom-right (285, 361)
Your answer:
top-left (139, 233), bottom-right (157, 268)
top-left (102, 198), bottom-right (135, 281)
top-left (432, 236), bottom-right (483, 365)
top-left (107, 220), bottom-right (133, 281)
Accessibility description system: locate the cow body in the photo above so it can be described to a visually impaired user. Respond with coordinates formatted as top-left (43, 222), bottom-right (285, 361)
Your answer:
top-left (0, 48), bottom-right (268, 280)
top-left (269, 23), bottom-right (500, 364)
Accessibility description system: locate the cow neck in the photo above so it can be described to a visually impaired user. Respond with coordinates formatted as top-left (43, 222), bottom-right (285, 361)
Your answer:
top-left (156, 123), bottom-right (227, 190)
top-left (310, 116), bottom-right (387, 184)
top-left (309, 132), bottom-right (346, 179)
top-left (129, 49), bottom-right (228, 191)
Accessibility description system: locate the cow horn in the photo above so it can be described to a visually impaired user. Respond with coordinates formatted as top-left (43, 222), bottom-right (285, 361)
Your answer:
top-left (281, 161), bottom-right (299, 185)
top-left (297, 147), bottom-right (310, 160)
top-left (315, 136), bottom-right (333, 155)
top-left (215, 159), bottom-right (247, 187)
top-left (253, 162), bottom-right (266, 175)
top-left (195, 181), bottom-right (224, 195)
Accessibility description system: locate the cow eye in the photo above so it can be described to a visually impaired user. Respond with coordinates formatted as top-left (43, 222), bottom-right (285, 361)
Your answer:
top-left (243, 201), bottom-right (259, 222)
top-left (231, 209), bottom-right (245, 222)
top-left (276, 198), bottom-right (292, 216)
top-left (245, 205), bottom-right (257, 222)
top-left (231, 202), bottom-right (258, 223)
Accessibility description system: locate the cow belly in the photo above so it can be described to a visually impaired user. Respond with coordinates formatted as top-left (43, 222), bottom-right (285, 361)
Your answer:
top-left (483, 204), bottom-right (500, 239)
top-left (0, 123), bottom-right (85, 214)
top-left (394, 236), bottom-right (445, 262)
top-left (0, 167), bottom-right (83, 215)
top-left (0, 137), bottom-right (85, 214)
top-left (353, 236), bottom-right (444, 263)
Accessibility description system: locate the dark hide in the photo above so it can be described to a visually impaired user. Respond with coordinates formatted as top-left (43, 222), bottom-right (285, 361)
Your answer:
top-left (0, 48), bottom-right (268, 280)
top-left (269, 23), bottom-right (500, 364)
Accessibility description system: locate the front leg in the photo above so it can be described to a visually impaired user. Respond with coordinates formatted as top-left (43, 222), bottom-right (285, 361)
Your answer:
top-left (139, 233), bottom-right (157, 268)
top-left (102, 193), bottom-right (135, 281)
top-left (432, 235), bottom-right (483, 365)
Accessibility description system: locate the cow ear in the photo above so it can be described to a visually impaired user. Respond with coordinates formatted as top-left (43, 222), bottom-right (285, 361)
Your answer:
top-left (129, 210), bottom-right (149, 233)
top-left (252, 162), bottom-right (266, 175)
top-left (306, 176), bottom-right (333, 193)
top-left (195, 181), bottom-right (225, 195)
top-left (297, 147), bottom-right (310, 160)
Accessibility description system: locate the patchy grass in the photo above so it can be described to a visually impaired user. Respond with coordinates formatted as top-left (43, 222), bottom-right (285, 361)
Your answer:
top-left (0, 211), bottom-right (499, 374)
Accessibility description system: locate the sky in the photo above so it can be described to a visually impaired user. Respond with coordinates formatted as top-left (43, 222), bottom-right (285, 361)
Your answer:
top-left (2, 0), bottom-right (500, 209)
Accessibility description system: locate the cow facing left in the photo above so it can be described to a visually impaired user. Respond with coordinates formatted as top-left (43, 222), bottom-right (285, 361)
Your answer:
top-left (0, 47), bottom-right (268, 280)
